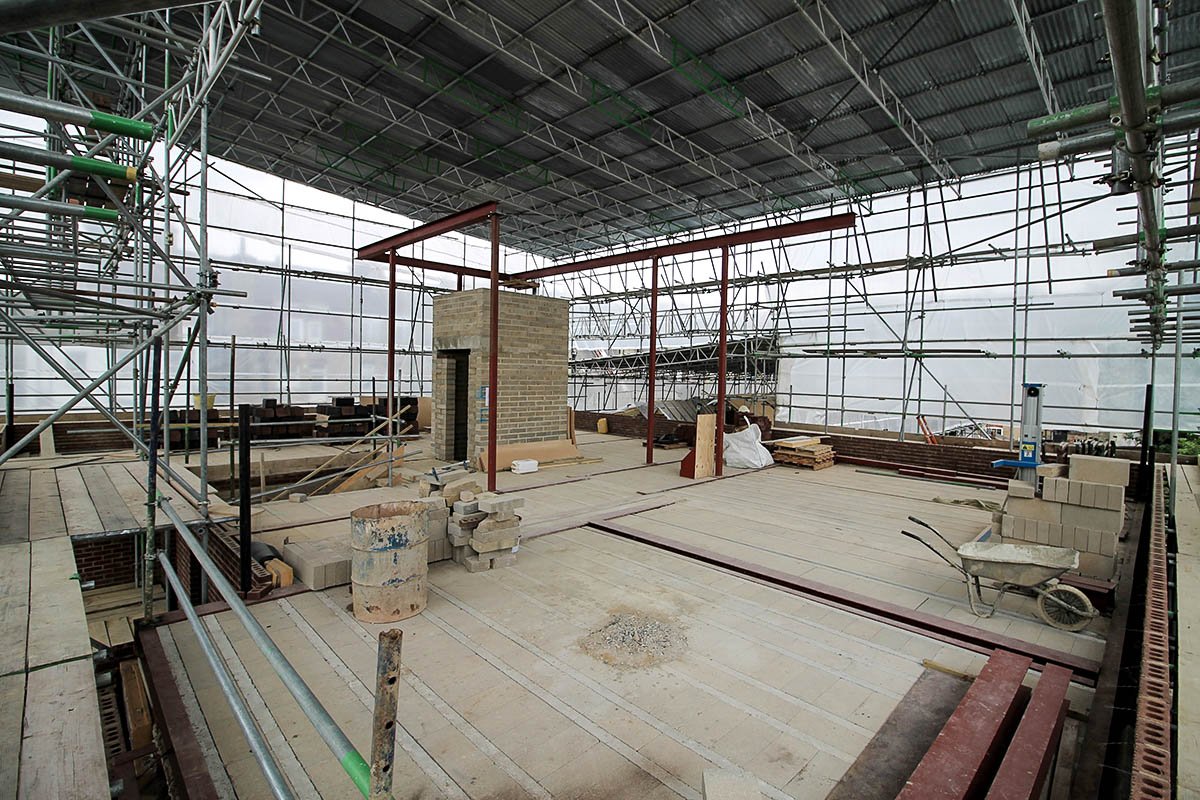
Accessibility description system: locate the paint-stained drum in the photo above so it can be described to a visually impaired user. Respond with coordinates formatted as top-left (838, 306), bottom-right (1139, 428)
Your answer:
top-left (351, 501), bottom-right (430, 623)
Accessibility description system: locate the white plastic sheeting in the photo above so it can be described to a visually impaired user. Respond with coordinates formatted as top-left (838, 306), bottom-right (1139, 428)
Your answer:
top-left (779, 289), bottom-right (1198, 433)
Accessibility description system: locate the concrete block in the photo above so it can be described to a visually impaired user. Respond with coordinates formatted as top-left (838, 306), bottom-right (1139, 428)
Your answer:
top-left (418, 480), bottom-right (432, 498)
top-left (1044, 477), bottom-right (1068, 502)
top-left (1036, 463), bottom-right (1068, 478)
top-left (415, 496), bottom-right (450, 511)
top-left (1061, 504), bottom-right (1123, 533)
top-left (426, 536), bottom-right (451, 563)
top-left (288, 492), bottom-right (308, 503)
top-left (451, 545), bottom-right (469, 565)
top-left (1080, 482), bottom-right (1096, 508)
top-left (476, 516), bottom-right (520, 534)
top-left (1007, 479), bottom-right (1035, 499)
top-left (452, 499), bottom-right (479, 515)
top-left (702, 769), bottom-right (762, 800)
top-left (448, 529), bottom-right (471, 548)
top-left (1037, 521), bottom-right (1050, 544)
top-left (1077, 552), bottom-right (1116, 580)
top-left (462, 553), bottom-right (491, 573)
top-left (470, 536), bottom-right (519, 553)
top-left (283, 539), bottom-right (351, 590)
top-left (1069, 455), bottom-right (1131, 487)
top-left (1005, 497), bottom-right (1063, 524)
top-left (477, 495), bottom-right (526, 515)
top-left (1106, 484), bottom-right (1126, 511)
top-left (441, 477), bottom-right (482, 503)
top-left (1100, 530), bottom-right (1116, 557)
top-left (1067, 481), bottom-right (1082, 506)
top-left (426, 516), bottom-right (448, 539)
top-left (490, 552), bottom-right (517, 569)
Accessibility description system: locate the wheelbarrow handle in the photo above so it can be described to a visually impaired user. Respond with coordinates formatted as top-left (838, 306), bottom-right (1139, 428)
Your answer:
top-left (907, 515), bottom-right (958, 551)
top-left (900, 530), bottom-right (967, 577)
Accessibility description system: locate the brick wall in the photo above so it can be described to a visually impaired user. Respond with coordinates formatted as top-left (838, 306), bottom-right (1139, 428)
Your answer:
top-left (73, 531), bottom-right (165, 589)
top-left (432, 289), bottom-right (569, 461)
top-left (70, 525), bottom-right (271, 599)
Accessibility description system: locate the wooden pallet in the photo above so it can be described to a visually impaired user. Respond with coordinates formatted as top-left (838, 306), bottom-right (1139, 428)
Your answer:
top-left (774, 452), bottom-right (835, 470)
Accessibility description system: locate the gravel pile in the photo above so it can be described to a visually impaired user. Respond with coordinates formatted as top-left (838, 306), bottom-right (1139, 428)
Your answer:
top-left (580, 609), bottom-right (686, 668)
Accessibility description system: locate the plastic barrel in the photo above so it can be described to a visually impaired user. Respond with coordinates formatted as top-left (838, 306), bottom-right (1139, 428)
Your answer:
top-left (350, 501), bottom-right (429, 623)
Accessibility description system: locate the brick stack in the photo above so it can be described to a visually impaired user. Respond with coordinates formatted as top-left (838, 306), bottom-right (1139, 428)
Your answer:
top-left (994, 455), bottom-right (1130, 580)
top-left (252, 398), bottom-right (308, 440)
top-left (464, 495), bottom-right (524, 572)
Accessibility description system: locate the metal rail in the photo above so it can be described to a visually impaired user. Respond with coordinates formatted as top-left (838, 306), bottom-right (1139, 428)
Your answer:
top-left (156, 553), bottom-right (296, 800)
top-left (158, 496), bottom-right (373, 796)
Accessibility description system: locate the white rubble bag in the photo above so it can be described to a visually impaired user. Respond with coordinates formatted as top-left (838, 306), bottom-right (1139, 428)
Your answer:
top-left (722, 423), bottom-right (774, 469)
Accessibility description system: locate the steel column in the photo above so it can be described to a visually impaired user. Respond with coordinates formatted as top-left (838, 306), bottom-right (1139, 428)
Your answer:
top-left (487, 213), bottom-right (500, 492)
top-left (645, 256), bottom-right (659, 465)
top-left (238, 404), bottom-right (251, 594)
top-left (142, 336), bottom-right (162, 620)
top-left (387, 249), bottom-right (396, 487)
top-left (715, 245), bottom-right (729, 477)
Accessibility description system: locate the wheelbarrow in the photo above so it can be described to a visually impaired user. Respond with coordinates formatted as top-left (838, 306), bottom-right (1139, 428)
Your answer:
top-left (901, 516), bottom-right (1098, 631)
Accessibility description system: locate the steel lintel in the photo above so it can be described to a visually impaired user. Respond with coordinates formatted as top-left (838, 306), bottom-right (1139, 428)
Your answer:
top-left (392, 254), bottom-right (506, 281)
top-left (356, 201), bottom-right (498, 261)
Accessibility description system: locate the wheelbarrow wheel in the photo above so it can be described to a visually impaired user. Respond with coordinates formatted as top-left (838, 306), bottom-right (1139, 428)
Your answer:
top-left (1037, 585), bottom-right (1094, 631)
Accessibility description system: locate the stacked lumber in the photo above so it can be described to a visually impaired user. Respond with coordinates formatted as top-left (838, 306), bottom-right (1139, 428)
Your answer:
top-left (769, 437), bottom-right (835, 470)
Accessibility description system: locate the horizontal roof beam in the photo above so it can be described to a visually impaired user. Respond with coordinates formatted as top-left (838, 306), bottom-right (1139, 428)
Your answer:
top-left (520, 212), bottom-right (857, 279)
top-left (355, 201), bottom-right (497, 261)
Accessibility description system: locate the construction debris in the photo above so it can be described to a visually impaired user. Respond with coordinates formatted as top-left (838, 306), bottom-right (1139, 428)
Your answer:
top-left (580, 609), bottom-right (686, 669)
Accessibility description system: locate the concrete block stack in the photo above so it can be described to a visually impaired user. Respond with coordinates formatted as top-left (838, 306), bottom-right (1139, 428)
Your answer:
top-left (415, 496), bottom-right (452, 562)
top-left (283, 539), bottom-right (351, 590)
top-left (995, 455), bottom-right (1130, 580)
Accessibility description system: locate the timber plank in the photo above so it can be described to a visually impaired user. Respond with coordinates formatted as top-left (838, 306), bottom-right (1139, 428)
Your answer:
top-left (56, 468), bottom-right (103, 536)
top-left (0, 468), bottom-right (30, 544)
top-left (26, 538), bottom-right (91, 669)
top-left (27, 469), bottom-right (66, 540)
top-left (0, 541), bottom-right (30, 677)
top-left (0, 672), bottom-right (25, 800)
top-left (104, 463), bottom-right (154, 528)
top-left (80, 465), bottom-right (138, 532)
top-left (19, 660), bottom-right (109, 800)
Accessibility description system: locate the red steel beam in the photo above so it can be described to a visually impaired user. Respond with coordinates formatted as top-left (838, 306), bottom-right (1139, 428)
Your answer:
top-left (519, 212), bottom-right (856, 279)
top-left (898, 650), bottom-right (1033, 800)
top-left (645, 256), bottom-right (658, 465)
top-left (487, 213), bottom-right (500, 492)
top-left (715, 245), bottom-right (729, 476)
top-left (387, 249), bottom-right (397, 475)
top-left (984, 664), bottom-right (1072, 800)
top-left (356, 201), bottom-right (498, 261)
top-left (392, 254), bottom-right (503, 281)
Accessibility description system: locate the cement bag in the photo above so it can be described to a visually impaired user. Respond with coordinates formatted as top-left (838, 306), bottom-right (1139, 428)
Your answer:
top-left (723, 423), bottom-right (773, 469)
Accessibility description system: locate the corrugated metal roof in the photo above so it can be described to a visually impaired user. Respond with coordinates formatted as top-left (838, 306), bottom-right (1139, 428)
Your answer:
top-left (6, 0), bottom-right (1194, 257)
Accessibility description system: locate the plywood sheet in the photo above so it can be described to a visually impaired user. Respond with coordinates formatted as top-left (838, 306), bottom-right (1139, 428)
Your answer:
top-left (693, 414), bottom-right (717, 479)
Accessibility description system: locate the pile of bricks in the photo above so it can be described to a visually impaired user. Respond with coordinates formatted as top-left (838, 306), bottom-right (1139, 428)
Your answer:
top-left (994, 454), bottom-right (1129, 580)
top-left (315, 395), bottom-right (419, 439)
top-left (252, 398), bottom-right (308, 439)
top-left (416, 466), bottom-right (525, 573)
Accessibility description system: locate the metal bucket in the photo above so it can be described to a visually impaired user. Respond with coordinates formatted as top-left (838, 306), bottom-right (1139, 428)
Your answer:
top-left (350, 501), bottom-right (430, 623)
